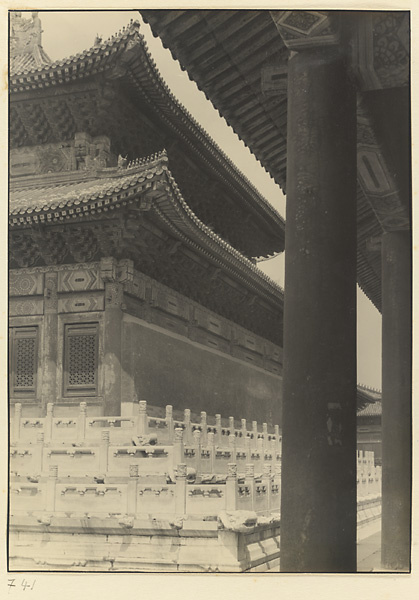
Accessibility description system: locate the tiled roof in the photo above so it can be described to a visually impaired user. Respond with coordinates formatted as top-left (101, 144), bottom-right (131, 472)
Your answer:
top-left (10, 44), bottom-right (51, 75)
top-left (357, 401), bottom-right (382, 417)
top-left (140, 10), bottom-right (410, 313)
top-left (10, 19), bottom-right (285, 257)
top-left (357, 384), bottom-right (382, 416)
top-left (9, 152), bottom-right (284, 304)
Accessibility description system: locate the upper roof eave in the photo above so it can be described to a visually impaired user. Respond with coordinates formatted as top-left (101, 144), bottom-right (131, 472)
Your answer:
top-left (9, 19), bottom-right (285, 253)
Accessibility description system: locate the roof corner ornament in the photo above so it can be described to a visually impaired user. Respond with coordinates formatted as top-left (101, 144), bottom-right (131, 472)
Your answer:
top-left (10, 10), bottom-right (43, 55)
top-left (118, 154), bottom-right (128, 169)
top-left (94, 33), bottom-right (103, 47)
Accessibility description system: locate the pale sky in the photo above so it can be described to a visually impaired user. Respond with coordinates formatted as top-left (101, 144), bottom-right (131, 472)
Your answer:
top-left (25, 9), bottom-right (382, 389)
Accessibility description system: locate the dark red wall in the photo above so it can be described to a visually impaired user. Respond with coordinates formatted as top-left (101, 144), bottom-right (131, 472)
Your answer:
top-left (121, 314), bottom-right (282, 427)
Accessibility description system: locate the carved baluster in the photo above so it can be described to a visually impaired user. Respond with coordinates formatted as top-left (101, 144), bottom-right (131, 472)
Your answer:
top-left (226, 463), bottom-right (238, 511)
top-left (166, 405), bottom-right (174, 443)
top-left (137, 401), bottom-right (148, 436)
top-left (44, 403), bottom-right (54, 443)
top-left (77, 402), bottom-right (87, 443)
top-left (175, 464), bottom-right (187, 515)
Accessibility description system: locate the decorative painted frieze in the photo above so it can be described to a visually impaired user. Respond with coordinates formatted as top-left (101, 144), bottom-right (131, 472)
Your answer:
top-left (9, 132), bottom-right (116, 177)
top-left (352, 11), bottom-right (409, 91)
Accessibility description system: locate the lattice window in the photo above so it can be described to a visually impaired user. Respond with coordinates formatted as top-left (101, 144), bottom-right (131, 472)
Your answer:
top-left (10, 326), bottom-right (38, 398)
top-left (64, 323), bottom-right (98, 397)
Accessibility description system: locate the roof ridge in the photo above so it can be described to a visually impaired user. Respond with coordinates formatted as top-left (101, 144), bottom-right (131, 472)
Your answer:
top-left (10, 19), bottom-right (141, 77)
top-left (357, 382), bottom-right (382, 394)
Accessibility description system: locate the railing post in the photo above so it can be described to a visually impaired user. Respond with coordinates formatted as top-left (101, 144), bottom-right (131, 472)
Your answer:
top-left (12, 403), bottom-right (22, 443)
top-left (226, 463), bottom-right (238, 511)
top-left (257, 435), bottom-right (264, 459)
top-left (262, 423), bottom-right (268, 452)
top-left (127, 464), bottom-right (139, 515)
top-left (77, 402), bottom-right (87, 443)
top-left (200, 411), bottom-right (207, 446)
top-left (46, 465), bottom-right (58, 512)
top-left (274, 425), bottom-right (280, 452)
top-left (137, 401), bottom-right (148, 436)
top-left (273, 462), bottom-right (282, 512)
top-left (252, 420), bottom-right (258, 449)
top-left (99, 430), bottom-right (110, 473)
top-left (245, 435), bottom-right (251, 462)
top-left (175, 464), bottom-right (187, 515)
top-left (166, 405), bottom-right (174, 443)
top-left (184, 409), bottom-right (192, 445)
top-left (229, 433), bottom-right (236, 463)
top-left (207, 431), bottom-right (215, 473)
top-left (229, 416), bottom-right (235, 435)
top-left (241, 419), bottom-right (247, 448)
top-left (263, 463), bottom-right (272, 514)
top-left (245, 463), bottom-right (255, 511)
top-left (193, 429), bottom-right (201, 476)
top-left (173, 428), bottom-right (184, 469)
top-left (215, 414), bottom-right (222, 446)
top-left (44, 403), bottom-right (54, 443)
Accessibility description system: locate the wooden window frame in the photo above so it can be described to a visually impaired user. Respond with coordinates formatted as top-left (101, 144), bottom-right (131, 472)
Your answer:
top-left (9, 325), bottom-right (39, 399)
top-left (63, 322), bottom-right (99, 398)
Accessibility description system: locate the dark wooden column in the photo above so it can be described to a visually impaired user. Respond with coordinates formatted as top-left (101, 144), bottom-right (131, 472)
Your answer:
top-left (41, 271), bottom-right (58, 413)
top-left (381, 231), bottom-right (411, 571)
top-left (280, 46), bottom-right (357, 572)
top-left (101, 258), bottom-right (123, 416)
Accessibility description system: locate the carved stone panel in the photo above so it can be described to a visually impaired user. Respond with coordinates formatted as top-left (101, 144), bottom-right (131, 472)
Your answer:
top-left (58, 268), bottom-right (104, 293)
top-left (9, 297), bottom-right (44, 316)
top-left (58, 293), bottom-right (105, 314)
top-left (9, 271), bottom-right (44, 296)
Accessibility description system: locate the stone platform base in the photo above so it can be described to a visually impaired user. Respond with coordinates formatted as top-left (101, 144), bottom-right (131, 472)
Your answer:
top-left (9, 513), bottom-right (281, 572)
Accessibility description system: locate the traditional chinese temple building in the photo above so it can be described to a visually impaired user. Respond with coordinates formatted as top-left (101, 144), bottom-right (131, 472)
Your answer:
top-left (8, 11), bottom-right (406, 573)
top-left (9, 12), bottom-right (286, 428)
top-left (140, 9), bottom-right (411, 571)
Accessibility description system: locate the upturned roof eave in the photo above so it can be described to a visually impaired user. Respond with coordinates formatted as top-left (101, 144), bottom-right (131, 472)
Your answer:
top-left (9, 153), bottom-right (284, 307)
top-left (9, 20), bottom-right (285, 253)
